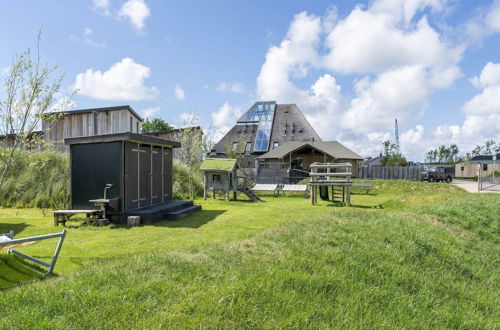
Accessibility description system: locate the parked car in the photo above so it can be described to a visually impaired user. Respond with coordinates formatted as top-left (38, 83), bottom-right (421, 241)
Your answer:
top-left (421, 165), bottom-right (455, 183)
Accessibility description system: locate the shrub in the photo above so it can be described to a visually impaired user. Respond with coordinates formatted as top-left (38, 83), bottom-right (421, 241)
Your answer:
top-left (0, 149), bottom-right (70, 209)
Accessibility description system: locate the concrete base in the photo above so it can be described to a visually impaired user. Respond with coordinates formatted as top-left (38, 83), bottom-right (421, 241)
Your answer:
top-left (127, 216), bottom-right (141, 227)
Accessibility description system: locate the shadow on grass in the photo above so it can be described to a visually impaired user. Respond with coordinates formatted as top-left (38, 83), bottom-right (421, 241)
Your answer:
top-left (155, 210), bottom-right (226, 229)
top-left (0, 222), bottom-right (31, 236)
top-left (0, 254), bottom-right (46, 291)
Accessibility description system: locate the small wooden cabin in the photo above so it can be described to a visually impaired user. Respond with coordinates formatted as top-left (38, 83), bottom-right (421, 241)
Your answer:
top-left (199, 158), bottom-right (238, 200)
top-left (65, 132), bottom-right (181, 222)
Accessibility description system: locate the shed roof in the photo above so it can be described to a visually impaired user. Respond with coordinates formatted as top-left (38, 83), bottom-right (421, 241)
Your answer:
top-left (257, 141), bottom-right (363, 160)
top-left (199, 158), bottom-right (237, 172)
top-left (64, 132), bottom-right (181, 147)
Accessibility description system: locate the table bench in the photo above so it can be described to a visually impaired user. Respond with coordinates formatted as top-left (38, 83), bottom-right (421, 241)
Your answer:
top-left (351, 183), bottom-right (373, 194)
top-left (53, 210), bottom-right (101, 227)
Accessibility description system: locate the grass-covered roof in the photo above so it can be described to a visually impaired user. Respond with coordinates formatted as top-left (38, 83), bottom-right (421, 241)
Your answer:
top-left (199, 158), bottom-right (237, 172)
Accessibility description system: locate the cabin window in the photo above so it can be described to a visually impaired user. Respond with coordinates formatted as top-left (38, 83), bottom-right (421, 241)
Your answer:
top-left (212, 174), bottom-right (222, 183)
top-left (483, 164), bottom-right (488, 171)
top-left (273, 142), bottom-right (279, 149)
top-left (130, 117), bottom-right (133, 132)
top-left (93, 111), bottom-right (98, 135)
top-left (461, 166), bottom-right (464, 171)
top-left (247, 161), bottom-right (252, 167)
top-left (245, 142), bottom-right (252, 153)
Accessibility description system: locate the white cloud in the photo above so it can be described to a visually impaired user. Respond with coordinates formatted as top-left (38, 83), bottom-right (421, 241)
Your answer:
top-left (216, 82), bottom-right (246, 93)
top-left (174, 85), bottom-right (185, 101)
top-left (119, 0), bottom-right (150, 31)
top-left (71, 27), bottom-right (106, 47)
top-left (255, 0), bottom-right (468, 159)
top-left (74, 58), bottom-right (159, 101)
top-left (211, 102), bottom-right (243, 140)
top-left (92, 0), bottom-right (110, 15)
top-left (141, 106), bottom-right (160, 118)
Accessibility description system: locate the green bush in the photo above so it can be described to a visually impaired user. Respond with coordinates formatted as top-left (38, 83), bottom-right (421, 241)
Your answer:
top-left (172, 161), bottom-right (203, 199)
top-left (0, 149), bottom-right (70, 209)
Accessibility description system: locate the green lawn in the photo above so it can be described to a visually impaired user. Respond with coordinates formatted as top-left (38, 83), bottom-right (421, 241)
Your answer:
top-left (0, 181), bottom-right (499, 328)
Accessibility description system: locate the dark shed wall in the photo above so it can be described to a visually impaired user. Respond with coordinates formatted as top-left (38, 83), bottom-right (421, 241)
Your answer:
top-left (124, 142), bottom-right (174, 211)
top-left (71, 142), bottom-right (122, 210)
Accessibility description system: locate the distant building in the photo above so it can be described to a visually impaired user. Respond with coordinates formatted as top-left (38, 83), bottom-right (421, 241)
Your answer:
top-left (145, 127), bottom-right (203, 161)
top-left (256, 140), bottom-right (363, 184)
top-left (43, 105), bottom-right (143, 151)
top-left (365, 154), bottom-right (384, 166)
top-left (209, 101), bottom-right (322, 177)
top-left (455, 154), bottom-right (500, 178)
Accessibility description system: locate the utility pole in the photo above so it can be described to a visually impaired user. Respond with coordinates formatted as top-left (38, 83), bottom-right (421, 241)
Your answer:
top-left (394, 118), bottom-right (400, 154)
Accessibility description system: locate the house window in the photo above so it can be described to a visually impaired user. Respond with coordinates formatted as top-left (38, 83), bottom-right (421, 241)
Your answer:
top-left (212, 174), bottom-right (222, 182)
top-left (461, 166), bottom-right (464, 171)
top-left (247, 161), bottom-right (252, 168)
top-left (136, 122), bottom-right (139, 133)
top-left (245, 142), bottom-right (252, 153)
top-left (483, 164), bottom-right (488, 171)
top-left (130, 117), bottom-right (133, 132)
top-left (232, 142), bottom-right (238, 151)
top-left (273, 142), bottom-right (279, 149)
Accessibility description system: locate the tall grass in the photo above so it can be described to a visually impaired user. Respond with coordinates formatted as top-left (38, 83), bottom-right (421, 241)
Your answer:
top-left (0, 149), bottom-right (203, 208)
top-left (0, 149), bottom-right (70, 209)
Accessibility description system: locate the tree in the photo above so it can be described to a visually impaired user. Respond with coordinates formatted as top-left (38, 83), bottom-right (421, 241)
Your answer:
top-left (141, 118), bottom-right (173, 133)
top-left (176, 114), bottom-right (203, 200)
top-left (425, 144), bottom-right (460, 164)
top-left (381, 140), bottom-right (407, 166)
top-left (224, 135), bottom-right (247, 167)
top-left (0, 30), bottom-right (71, 189)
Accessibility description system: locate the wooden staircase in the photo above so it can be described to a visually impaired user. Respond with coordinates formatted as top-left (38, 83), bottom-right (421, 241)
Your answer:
top-left (238, 188), bottom-right (262, 202)
top-left (332, 186), bottom-right (345, 204)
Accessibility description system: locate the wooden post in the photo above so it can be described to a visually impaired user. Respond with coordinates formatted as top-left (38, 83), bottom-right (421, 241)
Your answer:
top-left (203, 174), bottom-right (207, 200)
top-left (346, 185), bottom-right (351, 207)
top-left (233, 190), bottom-right (237, 200)
top-left (225, 190), bottom-right (229, 201)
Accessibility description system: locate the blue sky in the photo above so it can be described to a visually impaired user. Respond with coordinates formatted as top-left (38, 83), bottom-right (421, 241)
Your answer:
top-left (1, 0), bottom-right (499, 160)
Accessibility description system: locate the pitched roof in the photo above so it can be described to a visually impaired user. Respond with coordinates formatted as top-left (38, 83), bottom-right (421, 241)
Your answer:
top-left (257, 141), bottom-right (363, 160)
top-left (199, 158), bottom-right (237, 172)
top-left (65, 132), bottom-right (181, 147)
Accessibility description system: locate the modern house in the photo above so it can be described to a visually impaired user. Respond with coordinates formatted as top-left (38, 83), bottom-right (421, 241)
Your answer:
top-left (209, 101), bottom-right (322, 177)
top-left (455, 154), bottom-right (500, 178)
top-left (256, 140), bottom-right (363, 184)
top-left (43, 105), bottom-right (143, 151)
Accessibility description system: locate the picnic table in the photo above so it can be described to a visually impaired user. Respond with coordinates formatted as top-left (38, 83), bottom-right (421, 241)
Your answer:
top-left (53, 209), bottom-right (101, 227)
top-left (351, 183), bottom-right (373, 194)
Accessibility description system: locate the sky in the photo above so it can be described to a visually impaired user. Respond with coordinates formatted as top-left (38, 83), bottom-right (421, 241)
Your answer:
top-left (0, 0), bottom-right (499, 160)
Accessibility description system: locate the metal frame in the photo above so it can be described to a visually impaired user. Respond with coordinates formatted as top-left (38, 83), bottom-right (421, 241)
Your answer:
top-left (0, 230), bottom-right (67, 275)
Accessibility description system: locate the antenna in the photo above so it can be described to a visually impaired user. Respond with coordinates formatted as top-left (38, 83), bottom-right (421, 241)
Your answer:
top-left (395, 118), bottom-right (400, 153)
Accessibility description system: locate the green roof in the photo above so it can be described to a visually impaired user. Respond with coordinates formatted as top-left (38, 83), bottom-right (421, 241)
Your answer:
top-left (199, 158), bottom-right (237, 172)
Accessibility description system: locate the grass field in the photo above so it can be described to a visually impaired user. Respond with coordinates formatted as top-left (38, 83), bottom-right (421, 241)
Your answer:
top-left (0, 181), bottom-right (499, 328)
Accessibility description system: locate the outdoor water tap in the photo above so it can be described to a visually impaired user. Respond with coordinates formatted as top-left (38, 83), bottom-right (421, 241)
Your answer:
top-left (103, 184), bottom-right (113, 200)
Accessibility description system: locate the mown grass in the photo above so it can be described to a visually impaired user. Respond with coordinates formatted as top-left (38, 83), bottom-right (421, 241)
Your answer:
top-left (0, 181), bottom-right (498, 328)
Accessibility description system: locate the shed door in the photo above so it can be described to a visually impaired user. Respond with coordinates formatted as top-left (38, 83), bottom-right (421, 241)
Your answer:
top-left (162, 147), bottom-right (173, 201)
top-left (151, 147), bottom-right (162, 204)
top-left (124, 142), bottom-right (140, 210)
top-left (139, 144), bottom-right (151, 207)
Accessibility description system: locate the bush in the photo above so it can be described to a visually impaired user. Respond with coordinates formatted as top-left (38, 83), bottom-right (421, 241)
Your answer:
top-left (172, 161), bottom-right (203, 200)
top-left (0, 149), bottom-right (70, 209)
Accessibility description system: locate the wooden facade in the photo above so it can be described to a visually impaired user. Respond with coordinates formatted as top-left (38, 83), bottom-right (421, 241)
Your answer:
top-left (43, 106), bottom-right (142, 151)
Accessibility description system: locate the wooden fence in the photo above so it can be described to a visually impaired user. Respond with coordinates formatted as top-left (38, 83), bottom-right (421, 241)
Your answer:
top-left (356, 166), bottom-right (423, 181)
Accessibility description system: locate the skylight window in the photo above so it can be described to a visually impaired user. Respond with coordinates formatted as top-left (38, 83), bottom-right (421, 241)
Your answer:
top-left (237, 101), bottom-right (276, 152)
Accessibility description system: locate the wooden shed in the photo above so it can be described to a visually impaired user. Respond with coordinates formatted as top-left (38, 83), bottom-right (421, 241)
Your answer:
top-left (65, 132), bottom-right (200, 223)
top-left (199, 158), bottom-right (238, 200)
